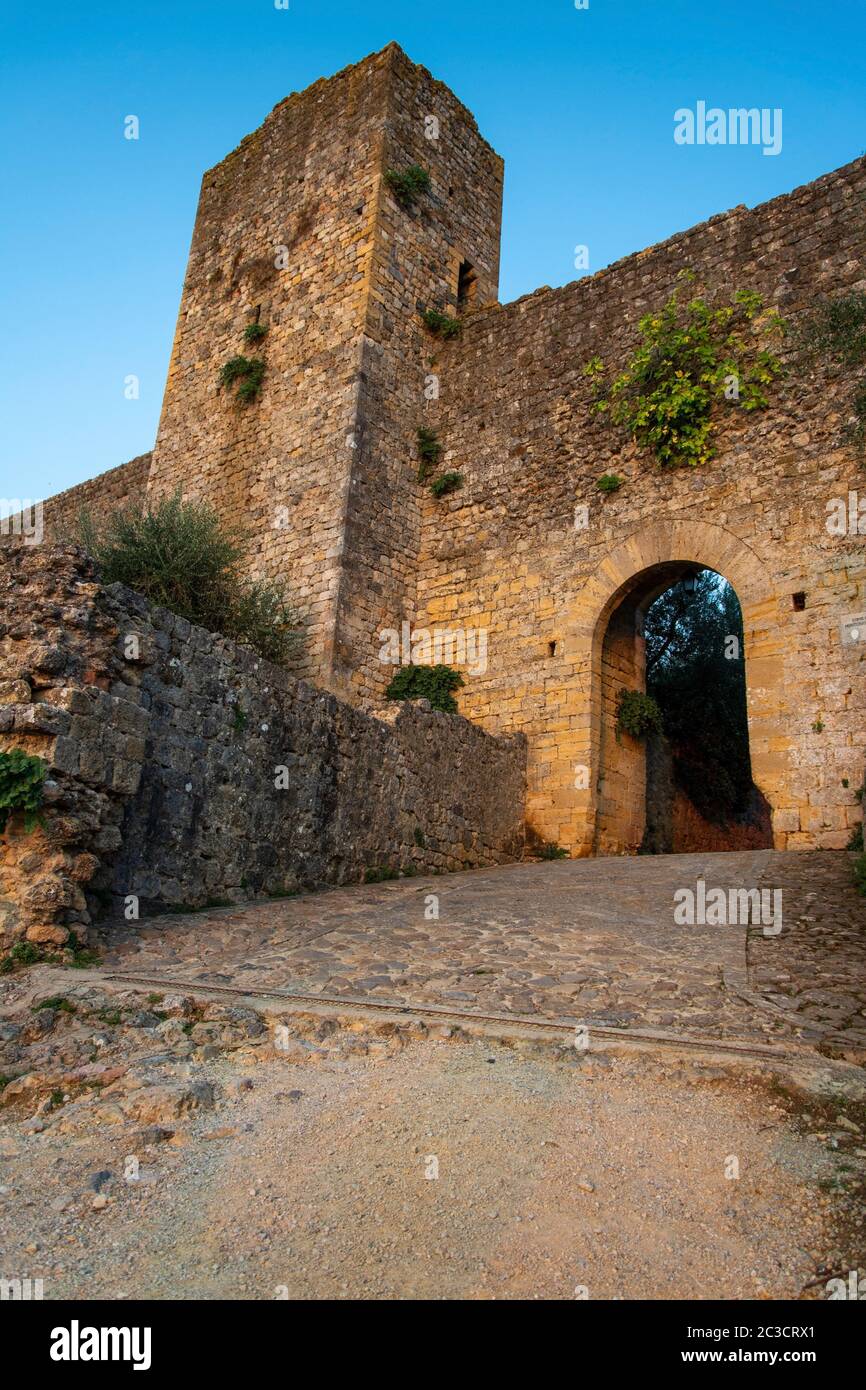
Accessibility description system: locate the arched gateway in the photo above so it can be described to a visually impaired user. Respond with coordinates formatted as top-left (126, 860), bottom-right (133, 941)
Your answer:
top-left (562, 519), bottom-right (781, 856)
top-left (31, 47), bottom-right (866, 860)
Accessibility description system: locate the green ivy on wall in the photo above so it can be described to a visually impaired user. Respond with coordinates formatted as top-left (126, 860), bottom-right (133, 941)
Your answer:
top-left (585, 279), bottom-right (785, 469)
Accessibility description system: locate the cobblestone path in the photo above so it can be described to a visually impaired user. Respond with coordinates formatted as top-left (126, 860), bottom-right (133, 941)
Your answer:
top-left (99, 850), bottom-right (866, 1054)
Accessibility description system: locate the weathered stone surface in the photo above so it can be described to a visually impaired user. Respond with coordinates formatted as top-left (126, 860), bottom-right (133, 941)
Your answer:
top-left (13, 43), bottom-right (866, 859)
top-left (0, 543), bottom-right (525, 950)
top-left (98, 848), bottom-right (866, 1054)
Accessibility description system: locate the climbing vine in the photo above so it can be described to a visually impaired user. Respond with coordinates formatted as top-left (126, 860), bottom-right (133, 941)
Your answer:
top-left (585, 280), bottom-right (785, 469)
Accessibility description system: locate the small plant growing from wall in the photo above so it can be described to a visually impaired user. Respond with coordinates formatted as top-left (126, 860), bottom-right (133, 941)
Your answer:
top-left (430, 471), bottom-right (463, 498)
top-left (385, 663), bottom-right (464, 714)
top-left (421, 308), bottom-right (462, 340)
top-left (597, 473), bottom-right (624, 493)
top-left (585, 280), bottom-right (785, 469)
top-left (0, 750), bottom-right (46, 833)
top-left (616, 689), bottom-right (663, 740)
top-left (384, 164), bottom-right (431, 209)
top-left (793, 291), bottom-right (866, 453)
top-left (242, 322), bottom-right (268, 345)
top-left (416, 426), bottom-right (443, 482)
top-left (537, 841), bottom-right (569, 860)
top-left (219, 355), bottom-right (266, 404)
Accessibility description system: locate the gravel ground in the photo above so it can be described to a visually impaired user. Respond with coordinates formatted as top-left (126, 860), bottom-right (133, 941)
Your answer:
top-left (1, 974), bottom-right (864, 1301)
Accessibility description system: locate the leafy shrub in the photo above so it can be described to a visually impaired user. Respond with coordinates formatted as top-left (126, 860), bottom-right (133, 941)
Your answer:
top-left (597, 473), bottom-right (623, 493)
top-left (430, 471), bottom-right (463, 498)
top-left (0, 750), bottom-right (46, 833)
top-left (616, 689), bottom-right (663, 740)
top-left (219, 355), bottom-right (266, 404)
top-left (384, 164), bottom-right (431, 209)
top-left (385, 663), bottom-right (464, 714)
top-left (242, 322), bottom-right (268, 345)
top-left (77, 491), bottom-right (303, 665)
top-left (421, 309), bottom-right (462, 339)
top-left (587, 283), bottom-right (784, 468)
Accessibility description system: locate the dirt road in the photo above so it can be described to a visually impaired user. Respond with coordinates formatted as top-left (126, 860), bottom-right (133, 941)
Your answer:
top-left (1, 977), bottom-right (863, 1300)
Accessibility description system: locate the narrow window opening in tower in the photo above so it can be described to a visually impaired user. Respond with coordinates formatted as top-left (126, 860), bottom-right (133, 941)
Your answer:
top-left (457, 260), bottom-right (477, 310)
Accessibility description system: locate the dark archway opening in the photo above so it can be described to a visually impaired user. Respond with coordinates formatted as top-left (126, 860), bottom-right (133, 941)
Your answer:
top-left (641, 568), bottom-right (772, 853)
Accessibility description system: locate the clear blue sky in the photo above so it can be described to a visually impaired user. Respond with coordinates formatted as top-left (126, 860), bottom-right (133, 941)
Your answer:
top-left (1, 0), bottom-right (864, 503)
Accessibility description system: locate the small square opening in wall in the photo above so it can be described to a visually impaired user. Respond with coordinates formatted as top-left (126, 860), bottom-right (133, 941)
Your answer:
top-left (792, 591), bottom-right (806, 611)
top-left (457, 260), bottom-right (477, 310)
top-left (548, 640), bottom-right (557, 657)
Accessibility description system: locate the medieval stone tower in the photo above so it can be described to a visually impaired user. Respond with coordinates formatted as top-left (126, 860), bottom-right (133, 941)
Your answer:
top-left (37, 44), bottom-right (866, 858)
top-left (148, 43), bottom-right (503, 703)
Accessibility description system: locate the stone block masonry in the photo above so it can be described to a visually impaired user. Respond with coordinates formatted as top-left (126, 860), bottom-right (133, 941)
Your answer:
top-left (38, 452), bottom-right (151, 543)
top-left (417, 155), bottom-right (866, 853)
top-left (0, 543), bottom-right (525, 951)
top-left (146, 43), bottom-right (503, 703)
top-left (31, 42), bottom-right (866, 857)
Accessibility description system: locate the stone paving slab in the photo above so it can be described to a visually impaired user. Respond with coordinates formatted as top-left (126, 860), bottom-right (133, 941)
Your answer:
top-left (98, 850), bottom-right (866, 1052)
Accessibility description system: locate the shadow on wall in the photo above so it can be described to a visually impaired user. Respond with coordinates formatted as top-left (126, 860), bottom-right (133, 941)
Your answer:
top-left (0, 542), bottom-right (526, 959)
top-left (642, 732), bottom-right (773, 854)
